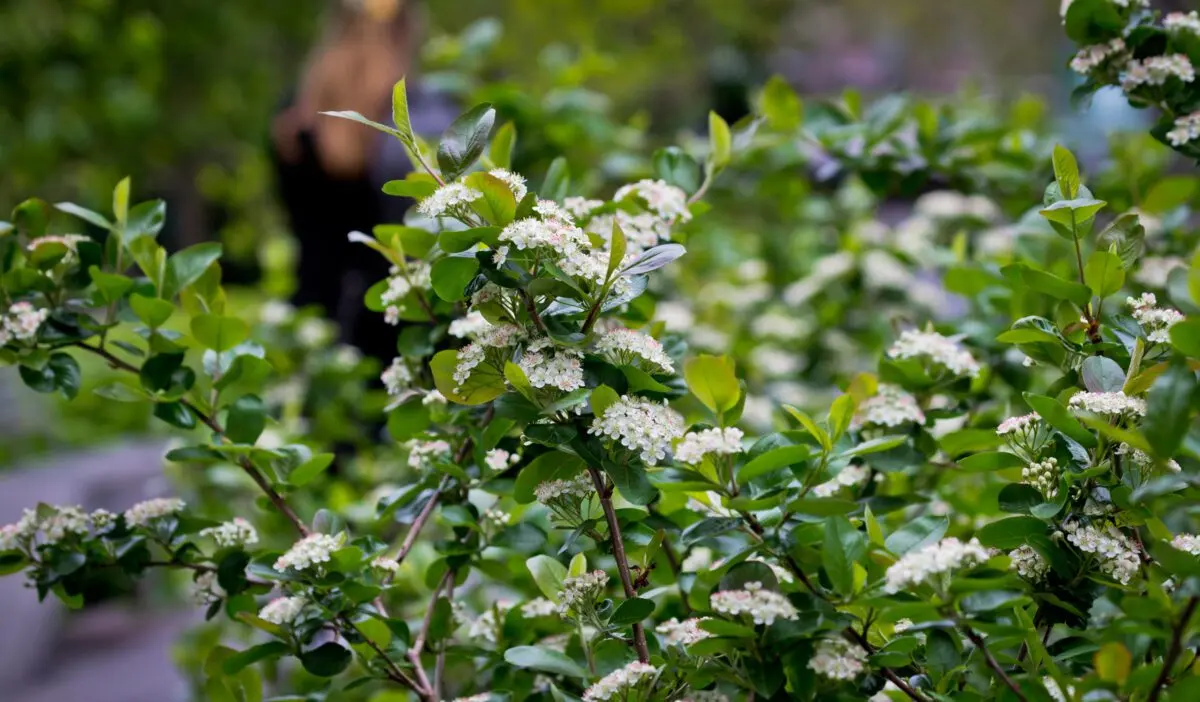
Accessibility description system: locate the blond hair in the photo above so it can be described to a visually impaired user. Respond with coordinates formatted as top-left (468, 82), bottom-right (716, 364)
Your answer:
top-left (278, 0), bottom-right (418, 178)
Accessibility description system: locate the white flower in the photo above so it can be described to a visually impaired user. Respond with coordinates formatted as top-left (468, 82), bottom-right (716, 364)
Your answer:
top-left (2, 301), bottom-right (49, 344)
top-left (89, 509), bottom-right (116, 533)
top-left (407, 439), bottom-right (452, 471)
top-left (423, 389), bottom-right (447, 406)
top-left (812, 464), bottom-right (870, 498)
top-left (1168, 111), bottom-right (1200, 147)
top-left (1165, 11), bottom-right (1200, 36)
top-left (852, 385), bottom-right (925, 430)
top-left (893, 618), bottom-right (914, 634)
top-left (520, 598), bottom-right (557, 618)
top-left (681, 692), bottom-right (730, 702)
top-left (1022, 457), bottom-right (1060, 498)
top-left (1121, 55), bottom-right (1195, 92)
top-left (681, 546), bottom-right (714, 572)
top-left (997, 412), bottom-right (1040, 436)
top-left (483, 507), bottom-right (511, 530)
top-left (124, 498), bottom-right (186, 528)
top-left (1171, 534), bottom-right (1200, 555)
top-left (372, 556), bottom-right (400, 572)
top-left (655, 617), bottom-right (713, 646)
top-left (615, 179), bottom-right (691, 222)
top-left (1063, 522), bottom-right (1140, 584)
top-left (534, 473), bottom-right (595, 504)
top-left (1135, 256), bottom-right (1186, 289)
top-left (380, 261), bottom-right (432, 325)
top-left (418, 182), bottom-right (482, 217)
top-left (869, 682), bottom-right (902, 702)
top-left (488, 168), bottom-right (528, 201)
top-left (518, 340), bottom-right (585, 393)
top-left (1116, 442), bottom-right (1181, 473)
top-left (1045, 677), bottom-right (1075, 702)
top-left (296, 318), bottom-right (331, 347)
top-left (582, 661), bottom-right (659, 702)
top-left (564, 196), bottom-right (605, 219)
top-left (192, 571), bottom-right (225, 605)
top-left (674, 427), bottom-right (744, 465)
top-left (467, 601), bottom-right (513, 644)
top-left (1069, 38), bottom-right (1126, 74)
top-left (590, 395), bottom-right (686, 465)
top-left (1068, 391), bottom-right (1146, 418)
top-left (447, 693), bottom-right (494, 702)
top-left (1009, 544), bottom-right (1050, 582)
top-left (557, 570), bottom-right (610, 615)
top-left (884, 537), bottom-right (991, 592)
top-left (887, 328), bottom-right (980, 378)
top-left (808, 638), bottom-right (869, 680)
top-left (595, 328), bottom-right (675, 373)
top-left (0, 524), bottom-right (23, 552)
top-left (914, 191), bottom-right (998, 221)
top-left (200, 518), bottom-right (259, 549)
top-left (499, 217), bottom-right (588, 253)
top-left (274, 533), bottom-right (342, 572)
top-left (40, 505), bottom-right (92, 543)
top-left (448, 310), bottom-right (492, 339)
top-left (259, 596), bottom-right (306, 625)
top-left (484, 448), bottom-right (518, 472)
top-left (751, 345), bottom-right (802, 378)
top-left (533, 199), bottom-right (575, 223)
top-left (1127, 292), bottom-right (1184, 343)
top-left (454, 324), bottom-right (525, 388)
top-left (710, 581), bottom-right (799, 626)
top-left (259, 300), bottom-right (296, 325)
top-left (381, 357), bottom-right (413, 396)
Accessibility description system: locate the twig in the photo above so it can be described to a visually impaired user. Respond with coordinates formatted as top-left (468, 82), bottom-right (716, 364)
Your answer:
top-left (1148, 595), bottom-right (1199, 702)
top-left (433, 569), bottom-right (458, 700)
top-left (343, 617), bottom-right (423, 694)
top-left (74, 341), bottom-right (310, 536)
top-left (408, 569), bottom-right (455, 700)
top-left (961, 622), bottom-right (1028, 702)
top-left (586, 465), bottom-right (650, 663)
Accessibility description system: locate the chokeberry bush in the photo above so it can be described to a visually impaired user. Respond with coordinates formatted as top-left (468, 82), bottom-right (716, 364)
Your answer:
top-left (4, 61), bottom-right (1200, 702)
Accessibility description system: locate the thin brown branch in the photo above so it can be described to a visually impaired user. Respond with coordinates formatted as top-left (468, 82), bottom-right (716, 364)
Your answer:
top-left (343, 617), bottom-right (423, 694)
top-left (586, 465), bottom-right (650, 663)
top-left (434, 570), bottom-right (458, 700)
top-left (961, 622), bottom-right (1028, 702)
top-left (408, 569), bottom-right (455, 700)
top-left (1148, 596), bottom-right (1199, 702)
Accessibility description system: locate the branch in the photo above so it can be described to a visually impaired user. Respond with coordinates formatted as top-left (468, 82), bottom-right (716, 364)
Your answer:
top-left (1148, 595), bottom-right (1199, 702)
top-left (434, 570), bottom-right (458, 700)
top-left (74, 341), bottom-right (310, 536)
top-left (961, 622), bottom-right (1028, 702)
top-left (343, 617), bottom-right (423, 694)
top-left (408, 569), bottom-right (455, 700)
top-left (586, 465), bottom-right (650, 663)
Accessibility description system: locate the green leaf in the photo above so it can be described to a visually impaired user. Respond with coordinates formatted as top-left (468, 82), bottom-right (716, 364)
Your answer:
top-left (164, 242), bottom-right (222, 299)
top-left (1081, 356), bottom-right (1125, 393)
top-left (437, 103), bottom-right (496, 180)
top-left (1023, 393), bottom-right (1097, 448)
top-left (783, 405), bottom-right (831, 451)
top-left (430, 256), bottom-right (480, 302)
top-left (489, 122), bottom-right (516, 169)
top-left (1170, 318), bottom-right (1200, 358)
top-left (503, 646), bottom-right (588, 679)
top-left (541, 157), bottom-right (570, 202)
top-left (391, 78), bottom-right (416, 146)
top-left (319, 110), bottom-right (401, 139)
top-left (957, 452), bottom-right (1025, 473)
top-left (604, 460), bottom-right (656, 505)
top-left (55, 202), bottom-right (112, 230)
top-left (382, 178), bottom-right (437, 199)
top-left (684, 354), bottom-right (740, 417)
top-left (823, 516), bottom-right (865, 596)
top-left (113, 177), bottom-right (131, 224)
top-left (438, 226), bottom-right (501, 254)
top-left (1084, 250), bottom-right (1124, 298)
top-left (464, 171), bottom-right (517, 226)
top-left (737, 445), bottom-right (810, 482)
top-left (19, 352), bottom-right (81, 399)
top-left (998, 484), bottom-right (1044, 514)
top-left (513, 452), bottom-right (587, 504)
top-left (759, 75), bottom-right (803, 131)
top-left (827, 394), bottom-right (854, 443)
top-left (1052, 145), bottom-right (1080, 200)
top-left (1094, 642), bottom-right (1131, 685)
top-left (1038, 198), bottom-right (1106, 235)
top-left (129, 294), bottom-right (174, 328)
top-left (88, 266), bottom-right (134, 305)
top-left (610, 597), bottom-right (655, 625)
top-left (191, 314), bottom-right (250, 352)
top-left (885, 516), bottom-right (948, 555)
top-left (708, 111), bottom-right (732, 173)
top-left (1019, 266), bottom-right (1092, 306)
top-left (607, 221), bottom-right (627, 283)
top-left (525, 555), bottom-right (568, 602)
top-left (976, 517), bottom-right (1046, 549)
top-left (621, 243), bottom-right (687, 276)
top-left (590, 384), bottom-right (620, 418)
top-left (225, 395), bottom-right (266, 444)
top-left (299, 642), bottom-right (351, 677)
top-left (1142, 175), bottom-right (1197, 214)
top-left (1144, 361), bottom-right (1196, 458)
top-left (430, 349), bottom-right (505, 406)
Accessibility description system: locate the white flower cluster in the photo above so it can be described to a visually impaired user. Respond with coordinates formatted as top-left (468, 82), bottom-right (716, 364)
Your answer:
top-left (1009, 544), bottom-right (1049, 582)
top-left (655, 617), bottom-right (713, 646)
top-left (1127, 292), bottom-right (1184, 343)
top-left (1116, 442), bottom-right (1181, 473)
top-left (589, 395), bottom-right (685, 465)
top-left (557, 570), bottom-right (610, 615)
top-left (259, 596), bottom-right (306, 625)
top-left (1069, 38), bottom-right (1126, 74)
top-left (380, 261), bottom-right (432, 325)
top-left (520, 597), bottom-right (557, 618)
top-left (1171, 534), bottom-right (1200, 555)
top-left (1135, 256), bottom-right (1186, 289)
top-left (259, 300), bottom-right (295, 325)
top-left (587, 211), bottom-right (670, 254)
top-left (484, 448), bottom-right (518, 472)
top-left (1068, 391), bottom-right (1146, 418)
top-left (812, 464), bottom-right (870, 498)
top-left (274, 533), bottom-right (341, 572)
top-left (483, 507), bottom-right (511, 531)
top-left (124, 498), bottom-right (185, 528)
top-left (884, 537), bottom-right (991, 593)
top-left (996, 412), bottom-right (1040, 436)
top-left (0, 301), bottom-right (49, 345)
top-left (499, 217), bottom-right (589, 253)
top-left (518, 339), bottom-right (585, 393)
top-left (887, 328), bottom-right (980, 378)
top-left (564, 196), bottom-right (604, 219)
top-left (915, 191), bottom-right (999, 221)
top-left (1063, 522), bottom-right (1140, 584)
top-left (417, 182), bottom-right (482, 218)
top-left (448, 310), bottom-right (492, 339)
top-left (447, 694), bottom-right (493, 702)
top-left (454, 324), bottom-right (525, 389)
top-left (382, 357), bottom-right (413, 396)
top-left (1022, 457), bottom-right (1060, 498)
top-left (3, 505), bottom-right (101, 548)
top-left (467, 601), bottom-right (513, 644)
top-left (406, 439), bottom-right (451, 471)
top-left (582, 661), bottom-right (659, 702)
top-left (192, 571), bottom-right (224, 605)
top-left (200, 518), bottom-right (259, 549)
top-left (673, 427), bottom-right (744, 465)
top-left (595, 328), bottom-right (675, 374)
top-left (533, 473), bottom-right (595, 504)
top-left (1121, 55), bottom-right (1195, 92)
top-left (710, 581), bottom-right (799, 626)
top-left (852, 385), bottom-right (926, 430)
top-left (808, 638), bottom-right (869, 680)
top-left (423, 389), bottom-right (447, 406)
top-left (1168, 111), bottom-right (1200, 147)
top-left (27, 234), bottom-right (91, 266)
top-left (1165, 11), bottom-right (1200, 35)
top-left (615, 179), bottom-right (691, 222)
top-left (488, 168), bottom-right (527, 201)
top-left (372, 556), bottom-right (400, 573)
top-left (680, 691), bottom-right (730, 702)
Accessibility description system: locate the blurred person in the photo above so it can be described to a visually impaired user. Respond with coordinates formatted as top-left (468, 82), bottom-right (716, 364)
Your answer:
top-left (271, 0), bottom-right (452, 362)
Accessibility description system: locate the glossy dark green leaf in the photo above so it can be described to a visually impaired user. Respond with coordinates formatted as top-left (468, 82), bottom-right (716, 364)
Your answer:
top-left (437, 103), bottom-right (495, 180)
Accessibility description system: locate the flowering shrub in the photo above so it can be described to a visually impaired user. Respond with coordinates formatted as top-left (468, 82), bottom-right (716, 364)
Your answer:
top-left (4, 70), bottom-right (1200, 702)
